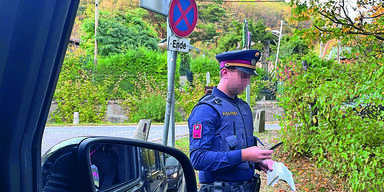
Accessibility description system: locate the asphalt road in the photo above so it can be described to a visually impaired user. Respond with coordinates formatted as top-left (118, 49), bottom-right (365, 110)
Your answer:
top-left (42, 123), bottom-right (280, 155)
top-left (42, 124), bottom-right (188, 155)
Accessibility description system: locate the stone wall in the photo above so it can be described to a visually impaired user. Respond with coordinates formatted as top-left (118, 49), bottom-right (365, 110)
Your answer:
top-left (48, 101), bottom-right (129, 123)
top-left (105, 101), bottom-right (129, 123)
top-left (48, 100), bottom-right (284, 123)
top-left (253, 100), bottom-right (284, 122)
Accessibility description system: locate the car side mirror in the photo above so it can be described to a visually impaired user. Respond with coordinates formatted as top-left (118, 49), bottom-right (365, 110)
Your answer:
top-left (42, 137), bottom-right (197, 192)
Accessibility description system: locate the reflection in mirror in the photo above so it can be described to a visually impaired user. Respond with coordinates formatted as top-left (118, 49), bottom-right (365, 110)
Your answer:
top-left (165, 155), bottom-right (185, 192)
top-left (88, 143), bottom-right (186, 192)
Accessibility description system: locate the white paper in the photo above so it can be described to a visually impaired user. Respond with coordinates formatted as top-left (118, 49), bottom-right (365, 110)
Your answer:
top-left (267, 162), bottom-right (296, 191)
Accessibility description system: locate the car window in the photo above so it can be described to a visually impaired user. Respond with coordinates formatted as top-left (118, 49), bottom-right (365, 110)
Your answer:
top-left (115, 144), bottom-right (139, 183)
top-left (90, 144), bottom-right (140, 190)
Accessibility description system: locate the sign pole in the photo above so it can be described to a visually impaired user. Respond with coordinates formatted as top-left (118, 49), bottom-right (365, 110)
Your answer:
top-left (170, 89), bottom-right (176, 147)
top-left (94, 0), bottom-right (99, 67)
top-left (163, 0), bottom-right (197, 147)
top-left (163, 20), bottom-right (177, 147)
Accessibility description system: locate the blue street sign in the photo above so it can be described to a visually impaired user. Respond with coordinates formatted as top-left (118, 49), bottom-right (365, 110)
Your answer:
top-left (168, 0), bottom-right (198, 37)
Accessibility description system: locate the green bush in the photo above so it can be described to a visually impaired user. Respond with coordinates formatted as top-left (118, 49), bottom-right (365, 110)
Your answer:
top-left (96, 47), bottom-right (172, 99)
top-left (121, 75), bottom-right (182, 123)
top-left (53, 53), bottom-right (109, 123)
top-left (81, 9), bottom-right (159, 56)
top-left (278, 53), bottom-right (384, 191)
top-left (130, 94), bottom-right (166, 122)
top-left (175, 75), bottom-right (206, 120)
top-left (190, 54), bottom-right (220, 85)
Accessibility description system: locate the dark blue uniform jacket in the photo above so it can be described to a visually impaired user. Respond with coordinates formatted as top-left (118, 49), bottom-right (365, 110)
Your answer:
top-left (188, 87), bottom-right (259, 183)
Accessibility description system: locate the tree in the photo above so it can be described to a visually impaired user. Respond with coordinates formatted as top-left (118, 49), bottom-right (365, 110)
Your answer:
top-left (217, 20), bottom-right (242, 51)
top-left (278, 32), bottom-right (311, 58)
top-left (81, 9), bottom-right (159, 56)
top-left (291, 1), bottom-right (384, 41)
top-left (277, 2), bottom-right (384, 190)
top-left (190, 2), bottom-right (226, 45)
top-left (249, 20), bottom-right (277, 71)
top-left (197, 2), bottom-right (226, 24)
top-left (289, 1), bottom-right (384, 65)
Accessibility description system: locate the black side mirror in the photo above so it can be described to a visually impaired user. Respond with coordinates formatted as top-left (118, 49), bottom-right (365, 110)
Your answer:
top-left (42, 137), bottom-right (197, 192)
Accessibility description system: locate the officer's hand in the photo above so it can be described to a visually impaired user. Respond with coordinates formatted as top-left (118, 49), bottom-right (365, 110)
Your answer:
top-left (241, 146), bottom-right (273, 162)
top-left (260, 159), bottom-right (274, 173)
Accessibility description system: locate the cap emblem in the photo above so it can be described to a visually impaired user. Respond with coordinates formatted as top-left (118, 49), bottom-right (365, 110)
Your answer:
top-left (251, 59), bottom-right (257, 66)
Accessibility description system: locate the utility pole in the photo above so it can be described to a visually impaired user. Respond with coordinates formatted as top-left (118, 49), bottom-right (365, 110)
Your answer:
top-left (94, 0), bottom-right (99, 68)
top-left (243, 19), bottom-right (248, 48)
top-left (243, 19), bottom-right (251, 105)
top-left (274, 20), bottom-right (283, 72)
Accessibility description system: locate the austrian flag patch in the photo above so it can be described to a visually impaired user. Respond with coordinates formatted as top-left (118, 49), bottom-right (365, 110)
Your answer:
top-left (193, 123), bottom-right (202, 138)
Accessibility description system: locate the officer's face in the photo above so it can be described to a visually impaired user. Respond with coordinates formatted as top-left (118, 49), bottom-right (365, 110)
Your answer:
top-left (227, 68), bottom-right (250, 95)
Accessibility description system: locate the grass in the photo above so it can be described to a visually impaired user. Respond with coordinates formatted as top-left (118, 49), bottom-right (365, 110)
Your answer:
top-left (175, 137), bottom-right (190, 157)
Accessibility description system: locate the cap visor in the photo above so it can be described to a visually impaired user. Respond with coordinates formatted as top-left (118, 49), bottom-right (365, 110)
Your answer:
top-left (236, 67), bottom-right (257, 76)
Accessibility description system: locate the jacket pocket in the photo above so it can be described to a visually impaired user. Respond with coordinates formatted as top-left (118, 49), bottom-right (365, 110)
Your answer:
top-left (221, 132), bottom-right (242, 151)
top-left (225, 135), bottom-right (238, 149)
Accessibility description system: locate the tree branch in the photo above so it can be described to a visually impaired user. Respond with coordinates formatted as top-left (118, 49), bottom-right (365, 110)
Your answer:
top-left (318, 11), bottom-right (343, 26)
top-left (340, 0), bottom-right (364, 32)
top-left (364, 12), bottom-right (384, 19)
top-left (315, 24), bottom-right (384, 40)
top-left (315, 3), bottom-right (384, 41)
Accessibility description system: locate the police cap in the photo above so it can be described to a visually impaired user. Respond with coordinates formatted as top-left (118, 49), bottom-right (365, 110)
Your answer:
top-left (216, 49), bottom-right (261, 75)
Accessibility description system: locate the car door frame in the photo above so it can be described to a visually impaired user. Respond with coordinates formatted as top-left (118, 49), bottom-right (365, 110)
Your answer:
top-left (0, 0), bottom-right (80, 191)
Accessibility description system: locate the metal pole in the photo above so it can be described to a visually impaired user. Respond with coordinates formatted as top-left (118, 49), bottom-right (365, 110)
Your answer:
top-left (94, 0), bottom-right (99, 67)
top-left (243, 19), bottom-right (248, 49)
top-left (244, 20), bottom-right (251, 105)
top-left (169, 92), bottom-right (175, 147)
top-left (246, 85), bottom-right (251, 104)
top-left (163, 20), bottom-right (177, 146)
top-left (274, 20), bottom-right (283, 71)
top-left (206, 72), bottom-right (210, 86)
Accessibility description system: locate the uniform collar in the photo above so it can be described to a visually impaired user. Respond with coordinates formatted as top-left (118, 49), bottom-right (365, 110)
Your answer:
top-left (212, 87), bottom-right (239, 103)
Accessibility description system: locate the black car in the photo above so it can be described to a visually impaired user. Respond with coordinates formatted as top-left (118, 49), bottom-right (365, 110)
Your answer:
top-left (166, 156), bottom-right (184, 191)
top-left (0, 1), bottom-right (197, 191)
top-left (141, 148), bottom-right (167, 192)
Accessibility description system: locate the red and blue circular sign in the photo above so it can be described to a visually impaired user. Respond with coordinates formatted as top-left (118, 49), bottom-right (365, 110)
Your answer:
top-left (168, 0), bottom-right (198, 38)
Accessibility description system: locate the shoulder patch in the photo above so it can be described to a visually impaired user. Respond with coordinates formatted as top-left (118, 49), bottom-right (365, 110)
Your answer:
top-left (192, 124), bottom-right (202, 139)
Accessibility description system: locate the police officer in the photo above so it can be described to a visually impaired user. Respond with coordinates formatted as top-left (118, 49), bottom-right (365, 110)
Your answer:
top-left (188, 50), bottom-right (275, 192)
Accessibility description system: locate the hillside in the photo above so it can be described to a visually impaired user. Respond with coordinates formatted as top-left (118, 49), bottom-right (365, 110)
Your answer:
top-left (71, 0), bottom-right (291, 40)
top-left (225, 1), bottom-right (291, 29)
